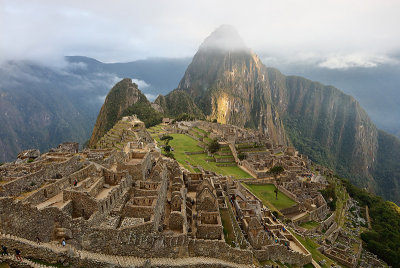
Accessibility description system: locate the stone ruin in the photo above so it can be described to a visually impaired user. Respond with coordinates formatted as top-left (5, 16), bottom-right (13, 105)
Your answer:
top-left (0, 117), bottom-right (317, 267)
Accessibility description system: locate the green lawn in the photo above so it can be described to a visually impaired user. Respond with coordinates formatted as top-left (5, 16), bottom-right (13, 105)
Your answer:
top-left (244, 184), bottom-right (296, 211)
top-left (163, 133), bottom-right (251, 179)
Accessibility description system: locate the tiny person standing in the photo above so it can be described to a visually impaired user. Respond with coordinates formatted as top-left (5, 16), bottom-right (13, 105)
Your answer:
top-left (1, 245), bottom-right (8, 255)
top-left (61, 239), bottom-right (66, 247)
top-left (15, 248), bottom-right (22, 261)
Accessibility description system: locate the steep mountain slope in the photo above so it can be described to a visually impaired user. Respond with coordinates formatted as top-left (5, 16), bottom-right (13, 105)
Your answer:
top-left (267, 68), bottom-right (378, 187)
top-left (0, 57), bottom-right (189, 162)
top-left (0, 61), bottom-right (98, 162)
top-left (271, 61), bottom-right (400, 138)
top-left (177, 25), bottom-right (287, 145)
top-left (176, 25), bottom-right (399, 203)
top-left (153, 89), bottom-right (204, 118)
top-left (372, 130), bottom-right (400, 202)
top-left (88, 78), bottom-right (162, 147)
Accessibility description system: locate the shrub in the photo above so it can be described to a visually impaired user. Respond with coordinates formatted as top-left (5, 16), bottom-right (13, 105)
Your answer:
top-left (269, 165), bottom-right (284, 174)
top-left (208, 139), bottom-right (220, 153)
top-left (238, 153), bottom-right (246, 161)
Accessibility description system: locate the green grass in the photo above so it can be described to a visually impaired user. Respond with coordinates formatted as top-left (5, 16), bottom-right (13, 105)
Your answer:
top-left (299, 221), bottom-right (320, 230)
top-left (291, 232), bottom-right (335, 268)
top-left (244, 184), bottom-right (296, 211)
top-left (214, 154), bottom-right (234, 158)
top-left (193, 127), bottom-right (207, 135)
top-left (162, 134), bottom-right (251, 179)
top-left (220, 209), bottom-right (235, 246)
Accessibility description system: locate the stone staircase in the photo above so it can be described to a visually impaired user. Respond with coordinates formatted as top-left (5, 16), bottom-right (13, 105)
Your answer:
top-left (0, 232), bottom-right (251, 267)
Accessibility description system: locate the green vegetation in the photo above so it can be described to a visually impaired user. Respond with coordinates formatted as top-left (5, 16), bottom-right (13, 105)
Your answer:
top-left (208, 138), bottom-right (220, 153)
top-left (238, 153), bottom-right (246, 160)
top-left (270, 165), bottom-right (284, 175)
top-left (291, 232), bottom-right (335, 268)
top-left (160, 135), bottom-right (173, 144)
top-left (372, 130), bottom-right (400, 204)
top-left (299, 221), bottom-right (320, 230)
top-left (340, 177), bottom-right (400, 267)
top-left (220, 209), bottom-right (235, 247)
top-left (154, 89), bottom-right (204, 119)
top-left (121, 100), bottom-right (163, 128)
top-left (319, 183), bottom-right (337, 211)
top-left (154, 133), bottom-right (251, 179)
top-left (172, 113), bottom-right (197, 122)
top-left (244, 184), bottom-right (296, 211)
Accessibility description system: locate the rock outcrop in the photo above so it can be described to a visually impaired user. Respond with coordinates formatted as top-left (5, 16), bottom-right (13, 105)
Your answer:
top-left (177, 25), bottom-right (287, 145)
top-left (267, 68), bottom-right (378, 188)
top-left (154, 89), bottom-right (204, 118)
top-left (89, 78), bottom-right (160, 147)
top-left (174, 25), bottom-right (398, 203)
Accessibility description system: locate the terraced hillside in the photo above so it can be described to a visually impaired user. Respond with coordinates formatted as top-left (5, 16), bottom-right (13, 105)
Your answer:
top-left (148, 124), bottom-right (251, 179)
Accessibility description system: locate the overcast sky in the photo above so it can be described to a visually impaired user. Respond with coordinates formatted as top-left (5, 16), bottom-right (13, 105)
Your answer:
top-left (1, 0), bottom-right (400, 69)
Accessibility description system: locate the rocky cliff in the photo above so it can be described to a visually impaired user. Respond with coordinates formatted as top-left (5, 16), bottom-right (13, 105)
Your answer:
top-left (267, 68), bottom-right (378, 187)
top-left (89, 78), bottom-right (161, 147)
top-left (177, 25), bottom-right (287, 145)
top-left (175, 25), bottom-right (398, 203)
top-left (154, 89), bottom-right (204, 118)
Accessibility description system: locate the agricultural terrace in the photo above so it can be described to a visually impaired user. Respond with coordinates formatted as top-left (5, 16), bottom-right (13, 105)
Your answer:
top-left (147, 125), bottom-right (251, 179)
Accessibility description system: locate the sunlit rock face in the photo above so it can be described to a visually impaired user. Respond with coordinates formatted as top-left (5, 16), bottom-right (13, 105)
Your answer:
top-left (178, 25), bottom-right (287, 145)
top-left (177, 25), bottom-right (388, 202)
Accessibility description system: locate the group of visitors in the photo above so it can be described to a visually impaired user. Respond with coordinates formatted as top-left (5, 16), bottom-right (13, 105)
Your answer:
top-left (1, 245), bottom-right (22, 261)
top-left (1, 238), bottom-right (67, 262)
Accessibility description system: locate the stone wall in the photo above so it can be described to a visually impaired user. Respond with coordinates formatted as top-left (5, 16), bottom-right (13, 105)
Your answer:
top-left (196, 224), bottom-right (222, 240)
top-left (0, 156), bottom-right (83, 197)
top-left (188, 238), bottom-right (253, 264)
top-left (281, 204), bottom-right (302, 216)
top-left (152, 163), bottom-right (169, 232)
top-left (214, 157), bottom-right (235, 163)
top-left (0, 235), bottom-right (76, 265)
top-left (320, 212), bottom-right (336, 231)
top-left (81, 228), bottom-right (188, 258)
top-left (254, 244), bottom-right (312, 266)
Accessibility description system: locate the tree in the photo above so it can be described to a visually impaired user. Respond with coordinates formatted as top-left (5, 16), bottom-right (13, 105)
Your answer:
top-left (160, 135), bottom-right (173, 145)
top-left (238, 153), bottom-right (246, 161)
top-left (208, 138), bottom-right (220, 153)
top-left (270, 165), bottom-right (284, 174)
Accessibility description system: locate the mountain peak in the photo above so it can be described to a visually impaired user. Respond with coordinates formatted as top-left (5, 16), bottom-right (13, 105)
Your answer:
top-left (199, 25), bottom-right (248, 52)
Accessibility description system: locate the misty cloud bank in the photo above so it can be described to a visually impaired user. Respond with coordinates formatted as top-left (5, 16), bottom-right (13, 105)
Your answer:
top-left (2, 0), bottom-right (400, 68)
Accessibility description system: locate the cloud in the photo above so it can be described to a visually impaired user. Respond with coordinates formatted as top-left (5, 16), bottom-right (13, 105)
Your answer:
top-left (318, 53), bottom-right (400, 69)
top-left (1, 0), bottom-right (400, 66)
top-left (144, 93), bottom-right (158, 101)
top-left (131, 79), bottom-right (150, 89)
